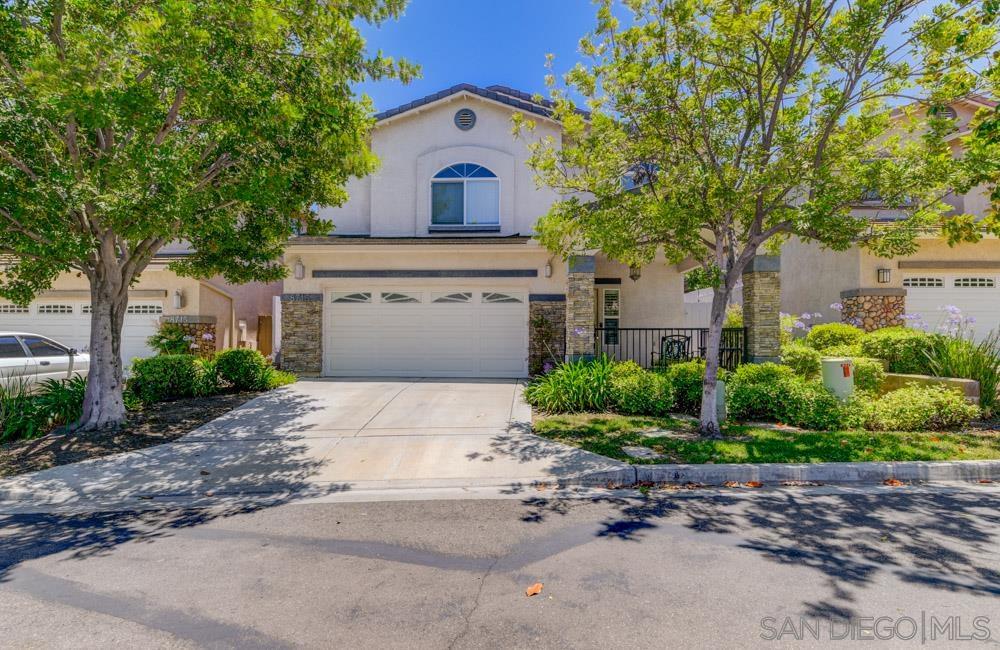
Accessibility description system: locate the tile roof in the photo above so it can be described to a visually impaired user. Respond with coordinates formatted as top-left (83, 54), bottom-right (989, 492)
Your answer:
top-left (373, 83), bottom-right (589, 123)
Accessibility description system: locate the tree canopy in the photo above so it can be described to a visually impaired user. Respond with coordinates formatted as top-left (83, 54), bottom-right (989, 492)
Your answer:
top-left (0, 0), bottom-right (415, 428)
top-left (516, 0), bottom-right (997, 434)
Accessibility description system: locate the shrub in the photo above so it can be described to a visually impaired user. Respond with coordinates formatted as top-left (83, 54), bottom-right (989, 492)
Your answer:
top-left (34, 376), bottom-right (86, 428)
top-left (215, 348), bottom-right (271, 391)
top-left (665, 360), bottom-right (714, 416)
top-left (129, 354), bottom-right (202, 403)
top-left (147, 323), bottom-right (193, 356)
top-left (863, 384), bottom-right (979, 431)
top-left (727, 362), bottom-right (845, 430)
top-left (193, 357), bottom-right (221, 397)
top-left (851, 357), bottom-right (886, 392)
top-left (0, 378), bottom-right (44, 441)
top-left (820, 343), bottom-right (863, 357)
top-left (805, 323), bottom-right (865, 351)
top-left (264, 369), bottom-right (297, 390)
top-left (924, 332), bottom-right (1000, 417)
top-left (723, 304), bottom-right (743, 328)
top-left (860, 327), bottom-right (936, 374)
top-left (523, 356), bottom-right (616, 413)
top-left (609, 361), bottom-right (674, 416)
top-left (781, 343), bottom-right (821, 378)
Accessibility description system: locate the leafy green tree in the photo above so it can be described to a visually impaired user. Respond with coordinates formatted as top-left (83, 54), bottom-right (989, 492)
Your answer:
top-left (0, 0), bottom-right (415, 429)
top-left (516, 0), bottom-right (995, 436)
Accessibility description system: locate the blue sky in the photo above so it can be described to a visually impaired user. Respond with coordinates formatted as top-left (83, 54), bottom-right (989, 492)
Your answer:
top-left (356, 0), bottom-right (600, 111)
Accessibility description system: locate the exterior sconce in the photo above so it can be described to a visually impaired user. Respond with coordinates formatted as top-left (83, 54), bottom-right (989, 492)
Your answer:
top-left (293, 258), bottom-right (305, 280)
top-left (172, 289), bottom-right (184, 310)
top-left (877, 268), bottom-right (891, 284)
top-left (544, 263), bottom-right (552, 278)
top-left (629, 265), bottom-right (642, 282)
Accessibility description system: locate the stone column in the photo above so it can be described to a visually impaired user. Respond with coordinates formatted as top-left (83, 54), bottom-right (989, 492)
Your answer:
top-left (742, 255), bottom-right (781, 364)
top-left (160, 315), bottom-right (217, 356)
top-left (280, 293), bottom-right (323, 375)
top-left (565, 255), bottom-right (596, 362)
top-left (529, 294), bottom-right (566, 374)
top-left (840, 289), bottom-right (905, 331)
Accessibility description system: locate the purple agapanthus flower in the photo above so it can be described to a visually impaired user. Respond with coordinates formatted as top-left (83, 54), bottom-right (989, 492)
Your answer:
top-left (202, 332), bottom-right (215, 341)
top-left (793, 320), bottom-right (806, 329)
top-left (830, 302), bottom-right (844, 312)
top-left (573, 326), bottom-right (587, 337)
top-left (800, 313), bottom-right (812, 320)
top-left (812, 312), bottom-right (823, 319)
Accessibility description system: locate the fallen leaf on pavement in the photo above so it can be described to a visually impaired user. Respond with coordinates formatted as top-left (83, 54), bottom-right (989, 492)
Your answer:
top-left (722, 481), bottom-right (740, 488)
top-left (883, 478), bottom-right (904, 487)
top-left (525, 583), bottom-right (543, 597)
top-left (979, 479), bottom-right (994, 484)
top-left (744, 481), bottom-right (763, 488)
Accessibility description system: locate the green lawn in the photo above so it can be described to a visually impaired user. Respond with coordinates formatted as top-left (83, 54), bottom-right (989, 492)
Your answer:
top-left (532, 414), bottom-right (1000, 464)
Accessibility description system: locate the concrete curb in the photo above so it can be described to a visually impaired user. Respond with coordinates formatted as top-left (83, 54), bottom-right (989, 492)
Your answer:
top-left (628, 459), bottom-right (1000, 485)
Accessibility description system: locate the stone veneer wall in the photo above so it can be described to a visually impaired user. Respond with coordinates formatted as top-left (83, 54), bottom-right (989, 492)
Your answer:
top-left (840, 289), bottom-right (905, 331)
top-left (529, 297), bottom-right (566, 375)
top-left (742, 256), bottom-right (781, 363)
top-left (160, 315), bottom-right (217, 357)
top-left (565, 255), bottom-right (596, 361)
top-left (280, 294), bottom-right (322, 375)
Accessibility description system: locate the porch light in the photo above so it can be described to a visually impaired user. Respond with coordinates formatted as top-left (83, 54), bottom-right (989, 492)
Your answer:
top-left (629, 265), bottom-right (642, 282)
top-left (172, 289), bottom-right (184, 310)
top-left (293, 258), bottom-right (305, 280)
top-left (544, 263), bottom-right (552, 278)
top-left (877, 268), bottom-right (891, 284)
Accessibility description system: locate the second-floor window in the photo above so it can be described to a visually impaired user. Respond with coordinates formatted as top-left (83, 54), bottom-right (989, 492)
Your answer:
top-left (431, 163), bottom-right (500, 226)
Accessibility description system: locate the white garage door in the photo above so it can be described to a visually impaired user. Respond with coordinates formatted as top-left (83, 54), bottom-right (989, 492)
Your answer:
top-left (904, 275), bottom-right (1000, 340)
top-left (0, 300), bottom-right (162, 368)
top-left (324, 289), bottom-right (528, 377)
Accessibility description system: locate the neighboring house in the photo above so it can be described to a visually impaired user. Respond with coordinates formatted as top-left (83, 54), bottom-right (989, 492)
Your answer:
top-left (0, 243), bottom-right (280, 365)
top-left (781, 95), bottom-right (999, 337)
top-left (280, 83), bottom-right (712, 378)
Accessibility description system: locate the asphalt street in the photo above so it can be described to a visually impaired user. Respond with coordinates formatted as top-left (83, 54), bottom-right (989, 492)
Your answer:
top-left (1, 484), bottom-right (999, 648)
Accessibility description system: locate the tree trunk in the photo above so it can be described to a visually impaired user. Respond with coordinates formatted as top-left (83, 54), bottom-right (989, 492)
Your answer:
top-left (77, 274), bottom-right (128, 430)
top-left (698, 283), bottom-right (732, 438)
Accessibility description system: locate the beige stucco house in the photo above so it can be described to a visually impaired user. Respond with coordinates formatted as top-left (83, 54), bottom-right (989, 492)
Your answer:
top-left (278, 84), bottom-right (731, 378)
top-left (780, 95), bottom-right (999, 337)
top-left (0, 244), bottom-right (280, 365)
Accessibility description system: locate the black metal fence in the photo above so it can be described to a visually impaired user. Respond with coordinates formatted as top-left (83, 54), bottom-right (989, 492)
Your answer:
top-left (593, 327), bottom-right (746, 370)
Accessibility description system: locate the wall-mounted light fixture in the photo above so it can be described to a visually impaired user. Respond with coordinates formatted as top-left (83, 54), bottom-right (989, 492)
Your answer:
top-left (877, 268), bottom-right (891, 284)
top-left (544, 263), bottom-right (553, 278)
top-left (629, 265), bottom-right (642, 282)
top-left (293, 258), bottom-right (305, 280)
top-left (172, 289), bottom-right (184, 310)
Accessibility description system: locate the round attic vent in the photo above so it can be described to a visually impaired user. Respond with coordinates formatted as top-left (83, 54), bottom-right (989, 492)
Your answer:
top-left (454, 108), bottom-right (476, 131)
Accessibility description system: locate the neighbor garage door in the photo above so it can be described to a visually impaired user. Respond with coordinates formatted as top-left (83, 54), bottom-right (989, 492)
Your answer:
top-left (323, 289), bottom-right (528, 377)
top-left (904, 275), bottom-right (1000, 340)
top-left (0, 300), bottom-right (163, 367)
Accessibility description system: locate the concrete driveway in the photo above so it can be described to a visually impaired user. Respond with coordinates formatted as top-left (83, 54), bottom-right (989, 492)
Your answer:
top-left (0, 379), bottom-right (628, 510)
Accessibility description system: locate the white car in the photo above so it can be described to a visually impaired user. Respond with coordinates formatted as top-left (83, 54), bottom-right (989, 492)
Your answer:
top-left (0, 332), bottom-right (90, 390)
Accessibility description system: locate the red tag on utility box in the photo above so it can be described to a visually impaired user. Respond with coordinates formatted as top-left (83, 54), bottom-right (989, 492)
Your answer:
top-left (842, 363), bottom-right (851, 378)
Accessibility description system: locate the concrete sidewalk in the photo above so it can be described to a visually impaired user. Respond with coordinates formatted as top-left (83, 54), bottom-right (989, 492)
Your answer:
top-left (0, 379), bottom-right (631, 511)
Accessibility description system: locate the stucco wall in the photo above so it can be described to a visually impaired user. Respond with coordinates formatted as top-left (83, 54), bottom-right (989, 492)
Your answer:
top-left (198, 282), bottom-right (235, 350)
top-left (780, 237), bottom-right (861, 320)
top-left (594, 257), bottom-right (686, 327)
top-left (209, 278), bottom-right (281, 349)
top-left (315, 93), bottom-right (563, 238)
top-left (859, 237), bottom-right (1000, 287)
top-left (43, 267), bottom-right (202, 317)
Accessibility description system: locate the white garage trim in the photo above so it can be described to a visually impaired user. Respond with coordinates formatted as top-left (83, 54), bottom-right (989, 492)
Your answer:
top-left (323, 287), bottom-right (528, 377)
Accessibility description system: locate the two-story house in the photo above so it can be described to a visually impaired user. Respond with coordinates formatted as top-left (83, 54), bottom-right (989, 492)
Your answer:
top-left (781, 95), bottom-right (999, 337)
top-left (278, 84), bottom-right (695, 378)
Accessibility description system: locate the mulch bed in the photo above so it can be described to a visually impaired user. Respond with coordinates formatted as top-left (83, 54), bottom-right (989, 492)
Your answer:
top-left (0, 392), bottom-right (259, 479)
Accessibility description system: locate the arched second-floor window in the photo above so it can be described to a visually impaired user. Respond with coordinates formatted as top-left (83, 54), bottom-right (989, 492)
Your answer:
top-left (431, 163), bottom-right (500, 226)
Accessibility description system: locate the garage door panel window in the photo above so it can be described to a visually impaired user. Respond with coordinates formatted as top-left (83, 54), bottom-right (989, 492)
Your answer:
top-left (126, 304), bottom-right (163, 315)
top-left (902, 277), bottom-right (943, 287)
top-left (482, 292), bottom-right (522, 304)
top-left (331, 292), bottom-right (371, 304)
top-left (381, 292), bottom-right (421, 304)
top-left (0, 336), bottom-right (26, 358)
top-left (954, 277), bottom-right (994, 288)
top-left (37, 304), bottom-right (74, 315)
top-left (0, 303), bottom-right (28, 314)
top-left (432, 292), bottom-right (472, 304)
